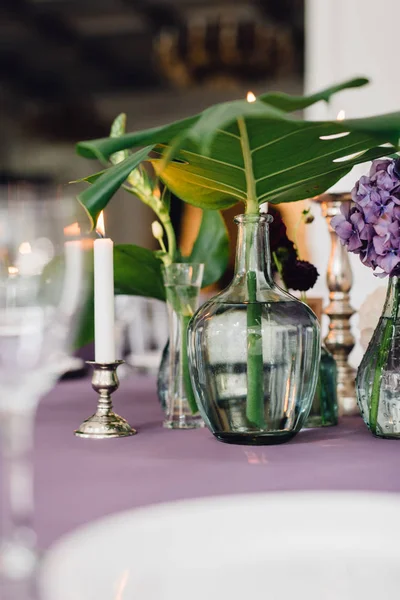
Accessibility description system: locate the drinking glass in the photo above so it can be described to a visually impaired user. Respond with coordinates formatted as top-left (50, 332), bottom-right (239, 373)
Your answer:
top-left (0, 184), bottom-right (89, 586)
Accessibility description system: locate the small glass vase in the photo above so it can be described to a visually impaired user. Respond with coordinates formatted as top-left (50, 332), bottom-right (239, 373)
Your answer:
top-left (162, 263), bottom-right (204, 429)
top-left (188, 214), bottom-right (320, 445)
top-left (357, 275), bottom-right (400, 438)
top-left (305, 344), bottom-right (338, 428)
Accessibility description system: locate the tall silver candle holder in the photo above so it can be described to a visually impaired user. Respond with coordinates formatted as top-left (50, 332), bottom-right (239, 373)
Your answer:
top-left (75, 361), bottom-right (136, 439)
top-left (316, 193), bottom-right (358, 416)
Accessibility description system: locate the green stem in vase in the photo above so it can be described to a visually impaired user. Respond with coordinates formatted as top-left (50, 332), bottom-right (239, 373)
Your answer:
top-left (180, 313), bottom-right (198, 415)
top-left (245, 270), bottom-right (265, 427)
top-left (238, 116), bottom-right (265, 428)
top-left (161, 215), bottom-right (177, 263)
top-left (369, 281), bottom-right (399, 434)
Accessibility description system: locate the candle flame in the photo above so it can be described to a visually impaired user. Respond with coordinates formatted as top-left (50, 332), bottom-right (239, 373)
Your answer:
top-left (337, 109), bottom-right (346, 121)
top-left (64, 222), bottom-right (81, 237)
top-left (96, 211), bottom-right (106, 237)
top-left (247, 91), bottom-right (256, 103)
top-left (8, 266), bottom-right (18, 275)
top-left (19, 242), bottom-right (32, 255)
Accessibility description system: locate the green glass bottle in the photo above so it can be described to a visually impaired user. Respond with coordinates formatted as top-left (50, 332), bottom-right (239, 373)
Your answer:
top-left (306, 344), bottom-right (338, 427)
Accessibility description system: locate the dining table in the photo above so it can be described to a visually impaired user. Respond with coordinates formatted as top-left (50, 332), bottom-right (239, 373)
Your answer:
top-left (33, 371), bottom-right (400, 553)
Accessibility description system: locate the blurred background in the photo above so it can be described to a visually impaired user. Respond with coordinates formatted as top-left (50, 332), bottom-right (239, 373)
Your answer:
top-left (0, 0), bottom-right (304, 247)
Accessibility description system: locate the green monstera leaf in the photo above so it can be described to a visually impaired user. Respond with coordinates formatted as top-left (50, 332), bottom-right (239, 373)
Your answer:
top-left (76, 78), bottom-right (400, 216)
top-left (113, 244), bottom-right (165, 300)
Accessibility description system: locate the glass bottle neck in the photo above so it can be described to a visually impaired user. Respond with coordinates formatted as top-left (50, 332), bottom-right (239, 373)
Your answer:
top-left (233, 214), bottom-right (274, 287)
top-left (383, 276), bottom-right (400, 319)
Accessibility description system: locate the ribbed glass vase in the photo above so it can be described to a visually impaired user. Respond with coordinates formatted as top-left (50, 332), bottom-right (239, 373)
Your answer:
top-left (357, 276), bottom-right (400, 438)
top-left (162, 263), bottom-right (204, 429)
top-left (188, 214), bottom-right (320, 445)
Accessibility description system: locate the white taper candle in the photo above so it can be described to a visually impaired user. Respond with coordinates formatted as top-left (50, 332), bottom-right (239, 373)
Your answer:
top-left (94, 217), bottom-right (115, 362)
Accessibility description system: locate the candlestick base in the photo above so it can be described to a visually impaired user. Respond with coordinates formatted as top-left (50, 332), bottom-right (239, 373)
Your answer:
top-left (74, 412), bottom-right (135, 439)
top-left (75, 361), bottom-right (136, 439)
top-left (315, 193), bottom-right (358, 417)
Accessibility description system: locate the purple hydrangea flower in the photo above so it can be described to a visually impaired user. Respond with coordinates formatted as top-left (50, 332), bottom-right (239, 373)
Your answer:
top-left (331, 157), bottom-right (400, 277)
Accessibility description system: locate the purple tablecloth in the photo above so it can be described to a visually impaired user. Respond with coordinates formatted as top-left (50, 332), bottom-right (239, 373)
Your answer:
top-left (35, 374), bottom-right (400, 551)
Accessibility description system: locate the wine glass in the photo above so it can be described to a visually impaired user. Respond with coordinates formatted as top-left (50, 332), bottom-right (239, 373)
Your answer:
top-left (0, 184), bottom-right (89, 589)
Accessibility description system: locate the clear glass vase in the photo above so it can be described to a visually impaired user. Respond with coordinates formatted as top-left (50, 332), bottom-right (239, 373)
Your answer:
top-left (357, 276), bottom-right (400, 438)
top-left (162, 263), bottom-right (204, 429)
top-left (157, 340), bottom-right (169, 412)
top-left (305, 344), bottom-right (338, 428)
top-left (188, 214), bottom-right (320, 445)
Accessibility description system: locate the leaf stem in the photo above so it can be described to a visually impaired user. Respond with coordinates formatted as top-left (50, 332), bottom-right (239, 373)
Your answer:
top-left (237, 117), bottom-right (264, 426)
top-left (125, 184), bottom-right (177, 264)
top-left (159, 213), bottom-right (177, 263)
top-left (237, 117), bottom-right (258, 215)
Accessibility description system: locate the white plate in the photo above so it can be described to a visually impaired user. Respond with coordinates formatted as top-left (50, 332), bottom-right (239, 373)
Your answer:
top-left (41, 492), bottom-right (400, 600)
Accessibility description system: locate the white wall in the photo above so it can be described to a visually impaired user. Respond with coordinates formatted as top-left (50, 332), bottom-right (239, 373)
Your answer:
top-left (305, 0), bottom-right (400, 366)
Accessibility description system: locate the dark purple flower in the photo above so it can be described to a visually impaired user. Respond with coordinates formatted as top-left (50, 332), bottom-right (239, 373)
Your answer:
top-left (282, 260), bottom-right (319, 291)
top-left (268, 207), bottom-right (289, 253)
top-left (333, 157), bottom-right (400, 277)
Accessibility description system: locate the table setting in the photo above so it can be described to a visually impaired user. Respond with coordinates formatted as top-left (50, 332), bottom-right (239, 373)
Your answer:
top-left (2, 77), bottom-right (400, 600)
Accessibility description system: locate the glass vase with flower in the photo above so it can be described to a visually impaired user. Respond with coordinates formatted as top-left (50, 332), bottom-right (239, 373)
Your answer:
top-left (188, 209), bottom-right (320, 444)
top-left (332, 158), bottom-right (400, 438)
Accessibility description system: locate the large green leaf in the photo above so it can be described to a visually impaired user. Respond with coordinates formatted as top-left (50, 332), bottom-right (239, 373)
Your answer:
top-left (187, 210), bottom-right (229, 287)
top-left (74, 286), bottom-right (94, 349)
top-left (114, 244), bottom-right (165, 300)
top-left (75, 78), bottom-right (400, 215)
top-left (153, 123), bottom-right (396, 210)
top-left (78, 146), bottom-right (153, 228)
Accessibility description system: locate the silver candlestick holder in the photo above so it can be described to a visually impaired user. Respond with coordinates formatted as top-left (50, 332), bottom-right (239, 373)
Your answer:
top-left (315, 193), bottom-right (358, 417)
top-left (75, 360), bottom-right (136, 439)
